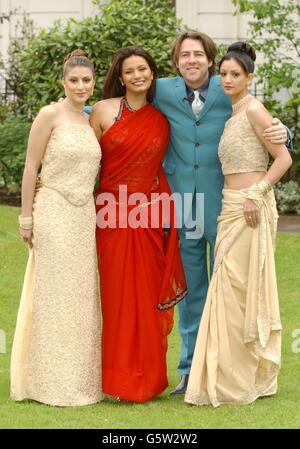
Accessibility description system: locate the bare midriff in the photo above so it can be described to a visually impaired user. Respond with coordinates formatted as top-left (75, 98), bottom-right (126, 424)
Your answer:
top-left (223, 171), bottom-right (266, 190)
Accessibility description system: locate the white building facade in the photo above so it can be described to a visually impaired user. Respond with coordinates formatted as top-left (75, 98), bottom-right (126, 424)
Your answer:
top-left (0, 0), bottom-right (98, 61)
top-left (176, 0), bottom-right (251, 44)
top-left (0, 0), bottom-right (252, 62)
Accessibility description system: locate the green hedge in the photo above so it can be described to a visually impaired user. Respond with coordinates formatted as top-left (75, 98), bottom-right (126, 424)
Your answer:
top-left (274, 181), bottom-right (300, 216)
top-left (0, 116), bottom-right (30, 192)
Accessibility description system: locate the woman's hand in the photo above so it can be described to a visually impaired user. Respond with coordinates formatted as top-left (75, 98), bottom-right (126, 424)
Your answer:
top-left (19, 228), bottom-right (33, 248)
top-left (35, 174), bottom-right (43, 193)
top-left (243, 198), bottom-right (259, 228)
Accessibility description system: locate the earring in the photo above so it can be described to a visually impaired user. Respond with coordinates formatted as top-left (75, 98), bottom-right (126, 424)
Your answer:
top-left (120, 79), bottom-right (124, 86)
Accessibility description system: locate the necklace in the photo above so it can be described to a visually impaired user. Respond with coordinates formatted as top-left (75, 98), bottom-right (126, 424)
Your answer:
top-left (232, 94), bottom-right (251, 114)
top-left (68, 107), bottom-right (84, 114)
top-left (124, 97), bottom-right (138, 112)
top-left (115, 97), bottom-right (147, 122)
top-left (124, 97), bottom-right (147, 112)
top-left (65, 102), bottom-right (85, 114)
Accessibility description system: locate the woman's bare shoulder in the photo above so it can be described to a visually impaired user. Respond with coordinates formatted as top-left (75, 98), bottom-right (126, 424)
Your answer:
top-left (246, 97), bottom-right (272, 126)
top-left (247, 97), bottom-right (267, 113)
top-left (37, 103), bottom-right (58, 118)
top-left (31, 104), bottom-right (58, 130)
top-left (93, 97), bottom-right (123, 111)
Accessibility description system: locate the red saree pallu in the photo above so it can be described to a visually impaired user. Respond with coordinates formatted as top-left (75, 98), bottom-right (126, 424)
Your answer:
top-left (96, 102), bottom-right (187, 402)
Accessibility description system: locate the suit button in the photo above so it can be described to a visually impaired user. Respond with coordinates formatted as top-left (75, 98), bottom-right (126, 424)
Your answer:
top-left (195, 143), bottom-right (200, 147)
top-left (196, 121), bottom-right (200, 126)
top-left (194, 164), bottom-right (199, 169)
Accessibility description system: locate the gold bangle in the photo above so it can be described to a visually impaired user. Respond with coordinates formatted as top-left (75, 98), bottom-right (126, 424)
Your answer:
top-left (19, 224), bottom-right (33, 230)
top-left (257, 179), bottom-right (272, 196)
top-left (19, 215), bottom-right (33, 228)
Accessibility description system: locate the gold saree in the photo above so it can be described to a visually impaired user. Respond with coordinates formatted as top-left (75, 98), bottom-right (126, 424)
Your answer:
top-left (185, 186), bottom-right (281, 407)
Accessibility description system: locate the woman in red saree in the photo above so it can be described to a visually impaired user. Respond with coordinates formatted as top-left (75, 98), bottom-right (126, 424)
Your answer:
top-left (90, 46), bottom-right (187, 402)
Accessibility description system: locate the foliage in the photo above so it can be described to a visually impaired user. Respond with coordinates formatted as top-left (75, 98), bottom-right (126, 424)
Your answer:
top-left (0, 1), bottom-right (182, 194)
top-left (0, 11), bottom-right (13, 24)
top-left (0, 116), bottom-right (30, 192)
top-left (7, 0), bottom-right (182, 118)
top-left (231, 0), bottom-right (300, 181)
top-left (215, 43), bottom-right (228, 69)
top-left (274, 181), bottom-right (300, 215)
top-left (2, 13), bottom-right (36, 113)
top-left (0, 104), bottom-right (10, 122)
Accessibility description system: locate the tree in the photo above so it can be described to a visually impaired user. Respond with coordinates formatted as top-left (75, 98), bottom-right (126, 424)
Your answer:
top-left (232, 0), bottom-right (300, 181)
top-left (10, 0), bottom-right (183, 117)
top-left (0, 13), bottom-right (36, 112)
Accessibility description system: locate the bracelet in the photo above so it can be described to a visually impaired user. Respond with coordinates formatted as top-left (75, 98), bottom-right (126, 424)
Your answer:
top-left (256, 178), bottom-right (272, 196)
top-left (19, 215), bottom-right (33, 230)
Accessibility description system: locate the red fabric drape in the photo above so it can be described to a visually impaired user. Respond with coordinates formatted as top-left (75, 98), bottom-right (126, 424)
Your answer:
top-left (96, 102), bottom-right (187, 402)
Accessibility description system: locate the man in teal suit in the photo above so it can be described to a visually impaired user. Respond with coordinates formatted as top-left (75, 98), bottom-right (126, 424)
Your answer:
top-left (153, 31), bottom-right (290, 394)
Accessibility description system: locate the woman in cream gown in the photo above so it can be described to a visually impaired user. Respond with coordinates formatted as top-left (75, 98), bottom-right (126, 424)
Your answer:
top-left (11, 50), bottom-right (104, 407)
top-left (185, 42), bottom-right (292, 407)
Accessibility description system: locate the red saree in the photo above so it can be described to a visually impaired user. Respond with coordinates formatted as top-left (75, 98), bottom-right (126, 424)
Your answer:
top-left (96, 100), bottom-right (187, 402)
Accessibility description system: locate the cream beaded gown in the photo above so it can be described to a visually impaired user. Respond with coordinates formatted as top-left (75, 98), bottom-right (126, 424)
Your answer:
top-left (11, 124), bottom-right (103, 407)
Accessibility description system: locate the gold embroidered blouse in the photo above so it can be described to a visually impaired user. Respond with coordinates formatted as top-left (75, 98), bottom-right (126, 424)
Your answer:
top-left (218, 110), bottom-right (269, 176)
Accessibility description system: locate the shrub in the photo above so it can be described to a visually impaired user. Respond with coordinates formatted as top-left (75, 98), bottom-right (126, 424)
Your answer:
top-left (274, 181), bottom-right (300, 215)
top-left (0, 115), bottom-right (30, 192)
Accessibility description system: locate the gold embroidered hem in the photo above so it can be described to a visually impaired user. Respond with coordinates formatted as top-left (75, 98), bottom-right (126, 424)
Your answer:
top-left (157, 287), bottom-right (188, 311)
top-left (185, 187), bottom-right (281, 408)
top-left (185, 380), bottom-right (277, 407)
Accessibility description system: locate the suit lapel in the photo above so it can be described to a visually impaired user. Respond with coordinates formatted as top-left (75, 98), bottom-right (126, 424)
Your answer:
top-left (174, 77), bottom-right (195, 120)
top-left (199, 75), bottom-right (221, 120)
top-left (174, 75), bottom-right (222, 121)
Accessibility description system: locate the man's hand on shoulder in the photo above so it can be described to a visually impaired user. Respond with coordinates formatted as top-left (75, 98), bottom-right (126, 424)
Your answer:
top-left (263, 118), bottom-right (288, 145)
top-left (50, 97), bottom-right (64, 105)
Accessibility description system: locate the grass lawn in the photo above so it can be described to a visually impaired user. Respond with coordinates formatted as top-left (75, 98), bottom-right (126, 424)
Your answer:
top-left (0, 204), bottom-right (299, 429)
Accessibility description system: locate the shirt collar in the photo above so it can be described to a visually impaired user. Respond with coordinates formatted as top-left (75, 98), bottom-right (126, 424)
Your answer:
top-left (185, 77), bottom-right (210, 103)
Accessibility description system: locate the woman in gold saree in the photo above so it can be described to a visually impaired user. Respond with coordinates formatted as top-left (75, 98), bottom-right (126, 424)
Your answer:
top-left (185, 42), bottom-right (292, 407)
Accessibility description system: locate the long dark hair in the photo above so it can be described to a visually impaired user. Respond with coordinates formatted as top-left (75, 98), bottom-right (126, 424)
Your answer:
top-left (102, 46), bottom-right (158, 102)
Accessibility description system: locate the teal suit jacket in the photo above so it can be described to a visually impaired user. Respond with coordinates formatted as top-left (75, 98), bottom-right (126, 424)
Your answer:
top-left (154, 75), bottom-right (232, 238)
